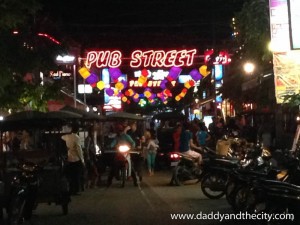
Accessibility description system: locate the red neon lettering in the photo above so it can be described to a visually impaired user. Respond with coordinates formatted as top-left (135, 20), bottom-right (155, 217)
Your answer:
top-left (96, 51), bottom-right (110, 68)
top-left (86, 50), bottom-right (122, 68)
top-left (130, 50), bottom-right (143, 68)
top-left (110, 50), bottom-right (122, 68)
top-left (164, 50), bottom-right (177, 67)
top-left (86, 51), bottom-right (97, 68)
top-left (152, 51), bottom-right (164, 67)
top-left (143, 50), bottom-right (154, 67)
top-left (185, 49), bottom-right (197, 66)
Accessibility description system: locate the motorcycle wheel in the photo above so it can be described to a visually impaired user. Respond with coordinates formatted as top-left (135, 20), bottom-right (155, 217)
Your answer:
top-left (173, 165), bottom-right (190, 186)
top-left (200, 173), bottom-right (226, 199)
top-left (8, 196), bottom-right (26, 225)
top-left (225, 180), bottom-right (239, 206)
top-left (120, 166), bottom-right (127, 188)
top-left (234, 186), bottom-right (251, 212)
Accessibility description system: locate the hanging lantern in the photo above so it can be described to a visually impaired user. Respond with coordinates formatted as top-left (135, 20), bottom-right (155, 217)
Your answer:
top-left (144, 90), bottom-right (152, 99)
top-left (96, 81), bottom-right (105, 90)
top-left (128, 88), bottom-right (135, 96)
top-left (189, 68), bottom-right (202, 81)
top-left (86, 73), bottom-right (99, 84)
top-left (138, 75), bottom-right (147, 84)
top-left (90, 83), bottom-right (97, 88)
top-left (78, 67), bottom-right (90, 79)
top-left (175, 95), bottom-right (181, 101)
top-left (109, 68), bottom-right (122, 81)
top-left (160, 79), bottom-right (167, 89)
top-left (167, 66), bottom-right (182, 81)
top-left (199, 65), bottom-right (211, 77)
top-left (122, 96), bottom-right (128, 102)
top-left (141, 68), bottom-right (149, 77)
top-left (115, 82), bottom-right (124, 91)
top-left (184, 81), bottom-right (192, 89)
top-left (113, 89), bottom-right (119, 96)
top-left (106, 88), bottom-right (114, 96)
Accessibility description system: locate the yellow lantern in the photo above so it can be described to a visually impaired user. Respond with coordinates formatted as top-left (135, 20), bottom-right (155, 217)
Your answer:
top-left (115, 82), bottom-right (124, 91)
top-left (78, 67), bottom-right (91, 79)
top-left (184, 81), bottom-right (191, 89)
top-left (144, 90), bottom-right (152, 99)
top-left (138, 76), bottom-right (147, 84)
top-left (96, 81), bottom-right (105, 90)
top-left (122, 96), bottom-right (128, 102)
top-left (114, 89), bottom-right (119, 96)
top-left (199, 65), bottom-right (211, 77)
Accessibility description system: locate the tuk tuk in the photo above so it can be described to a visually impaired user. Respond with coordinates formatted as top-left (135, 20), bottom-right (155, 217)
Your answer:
top-left (0, 110), bottom-right (83, 221)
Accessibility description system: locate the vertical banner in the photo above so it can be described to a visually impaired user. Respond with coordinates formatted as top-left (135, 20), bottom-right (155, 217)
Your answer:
top-left (269, 0), bottom-right (290, 52)
top-left (288, 0), bottom-right (300, 49)
top-left (273, 51), bottom-right (300, 103)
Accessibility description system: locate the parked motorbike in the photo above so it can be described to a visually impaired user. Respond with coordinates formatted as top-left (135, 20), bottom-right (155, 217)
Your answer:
top-left (172, 147), bottom-right (240, 199)
top-left (6, 161), bottom-right (40, 225)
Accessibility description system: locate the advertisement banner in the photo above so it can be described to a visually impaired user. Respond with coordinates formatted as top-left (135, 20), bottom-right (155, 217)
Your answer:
top-left (273, 51), bottom-right (300, 103)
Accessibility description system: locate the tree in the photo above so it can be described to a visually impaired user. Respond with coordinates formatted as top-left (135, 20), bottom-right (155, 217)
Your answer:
top-left (0, 0), bottom-right (67, 112)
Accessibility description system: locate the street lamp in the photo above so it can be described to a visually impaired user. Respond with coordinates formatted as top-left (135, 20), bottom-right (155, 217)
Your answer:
top-left (55, 55), bottom-right (77, 108)
top-left (243, 62), bottom-right (255, 75)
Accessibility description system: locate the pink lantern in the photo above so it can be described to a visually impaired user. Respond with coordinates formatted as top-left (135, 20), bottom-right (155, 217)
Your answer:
top-left (189, 68), bottom-right (202, 81)
top-left (109, 68), bottom-right (122, 81)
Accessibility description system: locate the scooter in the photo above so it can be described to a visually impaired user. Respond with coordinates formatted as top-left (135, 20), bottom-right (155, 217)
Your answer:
top-left (108, 144), bottom-right (139, 187)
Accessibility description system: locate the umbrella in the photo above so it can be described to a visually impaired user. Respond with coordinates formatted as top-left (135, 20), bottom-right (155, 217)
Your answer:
top-left (106, 112), bottom-right (144, 121)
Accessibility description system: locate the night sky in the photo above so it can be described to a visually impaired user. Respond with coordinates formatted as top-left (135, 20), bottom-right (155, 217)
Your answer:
top-left (40, 0), bottom-right (244, 51)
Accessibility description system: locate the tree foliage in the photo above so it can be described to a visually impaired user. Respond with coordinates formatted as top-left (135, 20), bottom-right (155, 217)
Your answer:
top-left (0, 0), bottom-right (66, 112)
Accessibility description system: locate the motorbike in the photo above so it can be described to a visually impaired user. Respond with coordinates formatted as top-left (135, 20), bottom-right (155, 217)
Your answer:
top-left (107, 144), bottom-right (140, 187)
top-left (0, 161), bottom-right (40, 225)
top-left (228, 149), bottom-right (300, 213)
top-left (172, 147), bottom-right (240, 199)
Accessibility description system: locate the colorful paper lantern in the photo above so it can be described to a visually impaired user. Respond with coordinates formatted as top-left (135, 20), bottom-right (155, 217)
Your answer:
top-left (144, 90), bottom-right (152, 99)
top-left (106, 88), bottom-right (114, 96)
top-left (189, 68), bottom-right (202, 81)
top-left (175, 96), bottom-right (181, 101)
top-left (122, 96), bottom-right (128, 102)
top-left (109, 68), bottom-right (122, 81)
top-left (86, 73), bottom-right (99, 84)
top-left (96, 81), bottom-right (105, 90)
top-left (167, 66), bottom-right (182, 81)
top-left (78, 67), bottom-right (90, 79)
top-left (115, 82), bottom-right (125, 91)
top-left (138, 76), bottom-right (147, 84)
top-left (160, 80), bottom-right (167, 89)
top-left (141, 68), bottom-right (149, 77)
top-left (199, 65), bottom-right (211, 77)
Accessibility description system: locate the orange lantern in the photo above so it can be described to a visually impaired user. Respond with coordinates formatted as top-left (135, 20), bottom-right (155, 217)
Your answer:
top-left (115, 82), bottom-right (124, 91)
top-left (78, 67), bottom-right (90, 79)
top-left (175, 96), bottom-right (181, 101)
top-left (199, 65), bottom-right (211, 77)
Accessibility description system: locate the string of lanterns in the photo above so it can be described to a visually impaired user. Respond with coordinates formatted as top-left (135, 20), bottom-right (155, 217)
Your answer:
top-left (78, 65), bottom-right (210, 105)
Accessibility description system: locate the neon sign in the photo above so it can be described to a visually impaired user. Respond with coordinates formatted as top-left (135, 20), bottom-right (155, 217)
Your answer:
top-left (204, 49), bottom-right (231, 65)
top-left (129, 80), bottom-right (177, 87)
top-left (85, 49), bottom-right (197, 68)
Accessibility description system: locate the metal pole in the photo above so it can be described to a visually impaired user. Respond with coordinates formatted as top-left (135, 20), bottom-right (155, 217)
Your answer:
top-left (73, 64), bottom-right (77, 108)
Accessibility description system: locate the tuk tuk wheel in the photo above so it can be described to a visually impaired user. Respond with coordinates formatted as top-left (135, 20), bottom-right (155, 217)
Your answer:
top-left (62, 203), bottom-right (68, 215)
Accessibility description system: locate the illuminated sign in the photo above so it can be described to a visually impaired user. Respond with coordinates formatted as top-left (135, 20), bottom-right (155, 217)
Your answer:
top-left (288, 0), bottom-right (300, 49)
top-left (50, 71), bottom-right (71, 79)
top-left (204, 49), bottom-right (231, 65)
top-left (85, 49), bottom-right (197, 68)
top-left (128, 80), bottom-right (177, 87)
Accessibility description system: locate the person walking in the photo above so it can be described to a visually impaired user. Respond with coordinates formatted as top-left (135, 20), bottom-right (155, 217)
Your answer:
top-left (62, 124), bottom-right (85, 195)
top-left (144, 130), bottom-right (159, 176)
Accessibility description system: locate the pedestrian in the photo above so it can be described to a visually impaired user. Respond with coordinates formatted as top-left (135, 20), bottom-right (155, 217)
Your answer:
top-left (61, 124), bottom-right (85, 196)
top-left (197, 122), bottom-right (211, 146)
top-left (144, 130), bottom-right (159, 176)
top-left (84, 126), bottom-right (99, 188)
top-left (172, 124), bottom-right (182, 152)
